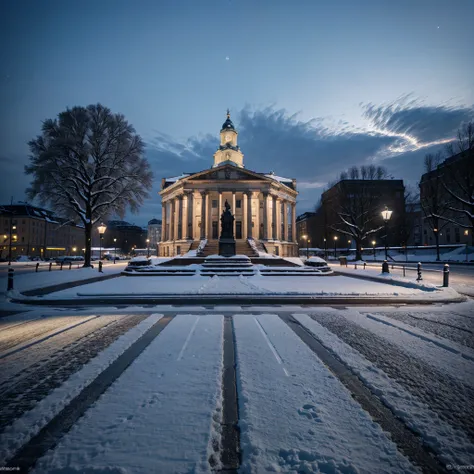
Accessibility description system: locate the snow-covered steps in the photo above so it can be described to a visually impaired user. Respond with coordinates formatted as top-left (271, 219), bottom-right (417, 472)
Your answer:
top-left (123, 267), bottom-right (197, 276)
top-left (257, 267), bottom-right (333, 276)
top-left (200, 255), bottom-right (255, 277)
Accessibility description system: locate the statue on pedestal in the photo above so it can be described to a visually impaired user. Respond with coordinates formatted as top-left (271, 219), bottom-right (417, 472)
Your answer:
top-left (219, 199), bottom-right (236, 256)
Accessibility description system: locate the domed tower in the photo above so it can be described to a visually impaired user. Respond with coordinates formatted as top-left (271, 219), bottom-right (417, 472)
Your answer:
top-left (213, 109), bottom-right (244, 168)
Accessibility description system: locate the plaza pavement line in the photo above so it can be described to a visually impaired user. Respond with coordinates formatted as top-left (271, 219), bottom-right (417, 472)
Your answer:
top-left (21, 272), bottom-right (122, 297)
top-left (10, 292), bottom-right (466, 306)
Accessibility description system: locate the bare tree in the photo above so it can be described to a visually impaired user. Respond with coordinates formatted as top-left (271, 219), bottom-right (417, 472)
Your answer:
top-left (325, 165), bottom-right (389, 261)
top-left (420, 152), bottom-right (451, 260)
top-left (25, 104), bottom-right (153, 267)
top-left (438, 121), bottom-right (474, 245)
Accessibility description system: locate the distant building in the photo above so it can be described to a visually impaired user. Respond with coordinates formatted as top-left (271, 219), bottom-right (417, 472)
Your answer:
top-left (420, 152), bottom-right (471, 246)
top-left (98, 220), bottom-right (147, 253)
top-left (0, 204), bottom-right (84, 259)
top-left (320, 179), bottom-right (406, 249)
top-left (295, 212), bottom-right (319, 248)
top-left (147, 218), bottom-right (162, 249)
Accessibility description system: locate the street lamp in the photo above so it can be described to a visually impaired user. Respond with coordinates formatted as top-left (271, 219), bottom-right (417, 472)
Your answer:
top-left (146, 238), bottom-right (150, 258)
top-left (306, 238), bottom-right (310, 259)
top-left (465, 230), bottom-right (469, 262)
top-left (334, 236), bottom-right (338, 260)
top-left (381, 206), bottom-right (393, 260)
top-left (372, 240), bottom-right (376, 260)
top-left (323, 237), bottom-right (327, 260)
top-left (113, 238), bottom-right (117, 264)
top-left (97, 223), bottom-right (107, 264)
top-left (348, 239), bottom-right (351, 250)
top-left (301, 234), bottom-right (307, 259)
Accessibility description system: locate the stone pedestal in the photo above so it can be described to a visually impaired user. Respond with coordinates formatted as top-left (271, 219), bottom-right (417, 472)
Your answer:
top-left (219, 238), bottom-right (236, 257)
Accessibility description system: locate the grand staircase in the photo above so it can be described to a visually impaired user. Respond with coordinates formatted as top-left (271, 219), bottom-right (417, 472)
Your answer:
top-left (200, 239), bottom-right (258, 257)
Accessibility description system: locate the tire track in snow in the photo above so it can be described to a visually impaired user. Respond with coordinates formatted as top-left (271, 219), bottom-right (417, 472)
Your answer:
top-left (281, 313), bottom-right (445, 474)
top-left (4, 315), bottom-right (174, 473)
top-left (254, 316), bottom-right (289, 376)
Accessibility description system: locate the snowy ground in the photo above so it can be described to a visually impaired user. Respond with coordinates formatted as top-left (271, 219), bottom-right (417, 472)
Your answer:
top-left (1, 302), bottom-right (473, 472)
top-left (43, 274), bottom-right (452, 300)
top-left (0, 261), bottom-right (127, 296)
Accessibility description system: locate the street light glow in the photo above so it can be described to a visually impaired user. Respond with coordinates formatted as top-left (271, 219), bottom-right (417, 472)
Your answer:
top-left (98, 223), bottom-right (107, 235)
top-left (381, 206), bottom-right (393, 222)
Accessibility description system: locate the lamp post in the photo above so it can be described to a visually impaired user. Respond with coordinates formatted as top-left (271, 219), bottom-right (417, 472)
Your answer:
top-left (381, 206), bottom-right (393, 260)
top-left (113, 238), bottom-right (117, 264)
top-left (146, 238), bottom-right (150, 258)
top-left (334, 236), bottom-right (338, 260)
top-left (465, 230), bottom-right (469, 262)
top-left (306, 239), bottom-right (310, 259)
top-left (372, 240), bottom-right (376, 260)
top-left (301, 234), bottom-right (307, 259)
top-left (323, 238), bottom-right (327, 260)
top-left (97, 223), bottom-right (107, 265)
top-left (348, 239), bottom-right (351, 251)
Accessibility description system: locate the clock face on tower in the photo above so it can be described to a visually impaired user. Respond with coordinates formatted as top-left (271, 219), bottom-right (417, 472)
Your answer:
top-left (225, 134), bottom-right (232, 142)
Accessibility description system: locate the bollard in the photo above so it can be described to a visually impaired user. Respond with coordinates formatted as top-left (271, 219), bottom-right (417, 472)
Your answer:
top-left (443, 264), bottom-right (449, 287)
top-left (36, 262), bottom-right (40, 272)
top-left (49, 262), bottom-right (52, 271)
top-left (345, 260), bottom-right (348, 268)
top-left (69, 262), bottom-right (72, 270)
top-left (403, 265), bottom-right (406, 277)
top-left (98, 261), bottom-right (103, 273)
top-left (382, 260), bottom-right (390, 274)
top-left (416, 262), bottom-right (423, 281)
top-left (363, 262), bottom-right (366, 270)
top-left (392, 264), bottom-right (394, 270)
top-left (354, 263), bottom-right (357, 270)
top-left (7, 268), bottom-right (14, 291)
top-left (60, 262), bottom-right (63, 271)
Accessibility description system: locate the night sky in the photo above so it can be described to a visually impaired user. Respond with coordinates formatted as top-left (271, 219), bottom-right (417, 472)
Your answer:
top-left (1, 0), bottom-right (473, 225)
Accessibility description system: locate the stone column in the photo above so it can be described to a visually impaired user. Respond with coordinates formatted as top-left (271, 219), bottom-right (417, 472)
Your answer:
top-left (243, 192), bottom-right (248, 239)
top-left (169, 199), bottom-right (175, 242)
top-left (232, 192), bottom-right (236, 237)
top-left (275, 198), bottom-right (281, 241)
top-left (291, 202), bottom-right (297, 242)
top-left (272, 196), bottom-right (277, 240)
top-left (262, 193), bottom-right (269, 240)
top-left (283, 200), bottom-right (289, 242)
top-left (200, 192), bottom-right (206, 239)
top-left (206, 192), bottom-right (212, 239)
top-left (251, 192), bottom-right (259, 239)
top-left (186, 192), bottom-right (193, 239)
top-left (161, 202), bottom-right (167, 242)
top-left (218, 191), bottom-right (223, 238)
top-left (177, 195), bottom-right (183, 240)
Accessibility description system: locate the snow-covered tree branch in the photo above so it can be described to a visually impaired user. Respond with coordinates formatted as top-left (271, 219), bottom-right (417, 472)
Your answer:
top-left (25, 104), bottom-right (153, 267)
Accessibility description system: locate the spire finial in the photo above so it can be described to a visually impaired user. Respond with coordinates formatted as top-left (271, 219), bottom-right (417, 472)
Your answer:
top-left (226, 108), bottom-right (230, 118)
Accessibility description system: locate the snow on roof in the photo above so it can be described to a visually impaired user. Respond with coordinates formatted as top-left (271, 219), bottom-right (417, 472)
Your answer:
top-left (166, 173), bottom-right (191, 183)
top-left (264, 173), bottom-right (293, 183)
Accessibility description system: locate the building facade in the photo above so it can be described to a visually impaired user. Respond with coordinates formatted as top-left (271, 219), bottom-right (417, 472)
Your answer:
top-left (96, 220), bottom-right (148, 254)
top-left (420, 152), bottom-right (472, 246)
top-left (159, 112), bottom-right (299, 257)
top-left (147, 219), bottom-right (162, 250)
top-left (0, 204), bottom-right (84, 259)
top-left (320, 179), bottom-right (406, 250)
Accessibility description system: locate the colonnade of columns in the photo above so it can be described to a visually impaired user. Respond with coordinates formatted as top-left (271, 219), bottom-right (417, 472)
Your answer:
top-left (161, 190), bottom-right (297, 242)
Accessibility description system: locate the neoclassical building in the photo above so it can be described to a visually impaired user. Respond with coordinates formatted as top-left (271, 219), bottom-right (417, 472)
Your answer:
top-left (159, 111), bottom-right (298, 257)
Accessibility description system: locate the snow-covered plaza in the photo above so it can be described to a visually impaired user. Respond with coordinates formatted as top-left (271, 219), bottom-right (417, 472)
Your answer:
top-left (0, 258), bottom-right (473, 473)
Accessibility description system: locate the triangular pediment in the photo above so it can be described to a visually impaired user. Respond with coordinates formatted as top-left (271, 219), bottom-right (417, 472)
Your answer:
top-left (186, 165), bottom-right (271, 182)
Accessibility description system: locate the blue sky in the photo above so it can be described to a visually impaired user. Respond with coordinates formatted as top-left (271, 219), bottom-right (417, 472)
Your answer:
top-left (1, 0), bottom-right (473, 225)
